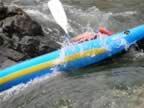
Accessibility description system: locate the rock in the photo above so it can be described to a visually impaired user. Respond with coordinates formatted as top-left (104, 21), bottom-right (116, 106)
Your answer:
top-left (0, 2), bottom-right (60, 62)
top-left (0, 47), bottom-right (24, 61)
top-left (0, 2), bottom-right (62, 69)
top-left (0, 2), bottom-right (7, 20)
top-left (0, 36), bottom-right (4, 45)
top-left (1, 7), bottom-right (44, 37)
top-left (0, 55), bottom-right (16, 69)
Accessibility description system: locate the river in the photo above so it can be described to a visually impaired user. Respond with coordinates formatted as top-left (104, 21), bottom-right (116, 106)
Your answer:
top-left (0, 0), bottom-right (144, 108)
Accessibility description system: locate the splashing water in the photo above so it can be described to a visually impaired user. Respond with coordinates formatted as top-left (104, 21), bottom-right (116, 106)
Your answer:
top-left (1, 0), bottom-right (144, 108)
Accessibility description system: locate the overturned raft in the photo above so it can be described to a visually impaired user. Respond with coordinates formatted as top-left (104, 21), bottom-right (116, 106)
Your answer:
top-left (0, 25), bottom-right (144, 91)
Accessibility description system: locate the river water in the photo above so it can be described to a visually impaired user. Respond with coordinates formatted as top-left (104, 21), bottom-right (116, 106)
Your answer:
top-left (0, 0), bottom-right (144, 108)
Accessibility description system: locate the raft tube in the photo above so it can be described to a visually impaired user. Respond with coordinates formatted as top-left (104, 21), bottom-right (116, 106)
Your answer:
top-left (0, 25), bottom-right (144, 91)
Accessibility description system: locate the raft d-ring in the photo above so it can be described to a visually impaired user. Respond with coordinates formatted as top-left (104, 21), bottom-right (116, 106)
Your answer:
top-left (124, 30), bottom-right (130, 35)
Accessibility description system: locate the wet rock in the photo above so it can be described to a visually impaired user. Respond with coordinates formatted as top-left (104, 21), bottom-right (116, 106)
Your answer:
top-left (0, 2), bottom-right (60, 59)
top-left (0, 47), bottom-right (24, 61)
top-left (0, 56), bottom-right (16, 69)
top-left (0, 2), bottom-right (7, 20)
top-left (0, 2), bottom-right (61, 68)
top-left (1, 7), bottom-right (44, 37)
top-left (0, 36), bottom-right (4, 45)
top-left (0, 47), bottom-right (21, 69)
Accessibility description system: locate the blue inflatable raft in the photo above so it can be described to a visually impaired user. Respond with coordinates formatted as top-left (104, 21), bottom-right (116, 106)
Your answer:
top-left (0, 25), bottom-right (144, 91)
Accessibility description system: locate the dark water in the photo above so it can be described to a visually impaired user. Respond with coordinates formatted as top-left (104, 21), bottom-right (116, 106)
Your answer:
top-left (0, 0), bottom-right (144, 108)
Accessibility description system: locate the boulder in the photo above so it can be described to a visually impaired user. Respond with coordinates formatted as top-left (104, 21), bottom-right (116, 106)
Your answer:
top-left (0, 2), bottom-right (7, 20)
top-left (0, 2), bottom-right (60, 62)
top-left (0, 5), bottom-right (43, 37)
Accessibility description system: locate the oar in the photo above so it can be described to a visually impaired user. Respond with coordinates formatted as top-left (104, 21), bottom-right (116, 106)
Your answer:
top-left (48, 0), bottom-right (70, 39)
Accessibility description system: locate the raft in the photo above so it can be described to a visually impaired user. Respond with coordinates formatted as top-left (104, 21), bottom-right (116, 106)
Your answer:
top-left (0, 25), bottom-right (144, 91)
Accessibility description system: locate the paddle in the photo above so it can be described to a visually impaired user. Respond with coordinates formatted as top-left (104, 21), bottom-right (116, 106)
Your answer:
top-left (48, 0), bottom-right (70, 39)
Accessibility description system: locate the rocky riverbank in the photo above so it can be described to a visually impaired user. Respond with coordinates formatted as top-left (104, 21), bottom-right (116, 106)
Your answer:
top-left (0, 2), bottom-right (60, 69)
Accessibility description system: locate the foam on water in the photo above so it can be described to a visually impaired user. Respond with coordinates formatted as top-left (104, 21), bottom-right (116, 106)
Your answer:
top-left (112, 11), bottom-right (137, 17)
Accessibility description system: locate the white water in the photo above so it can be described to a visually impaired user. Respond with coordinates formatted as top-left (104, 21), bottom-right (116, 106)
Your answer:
top-left (1, 0), bottom-right (144, 108)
